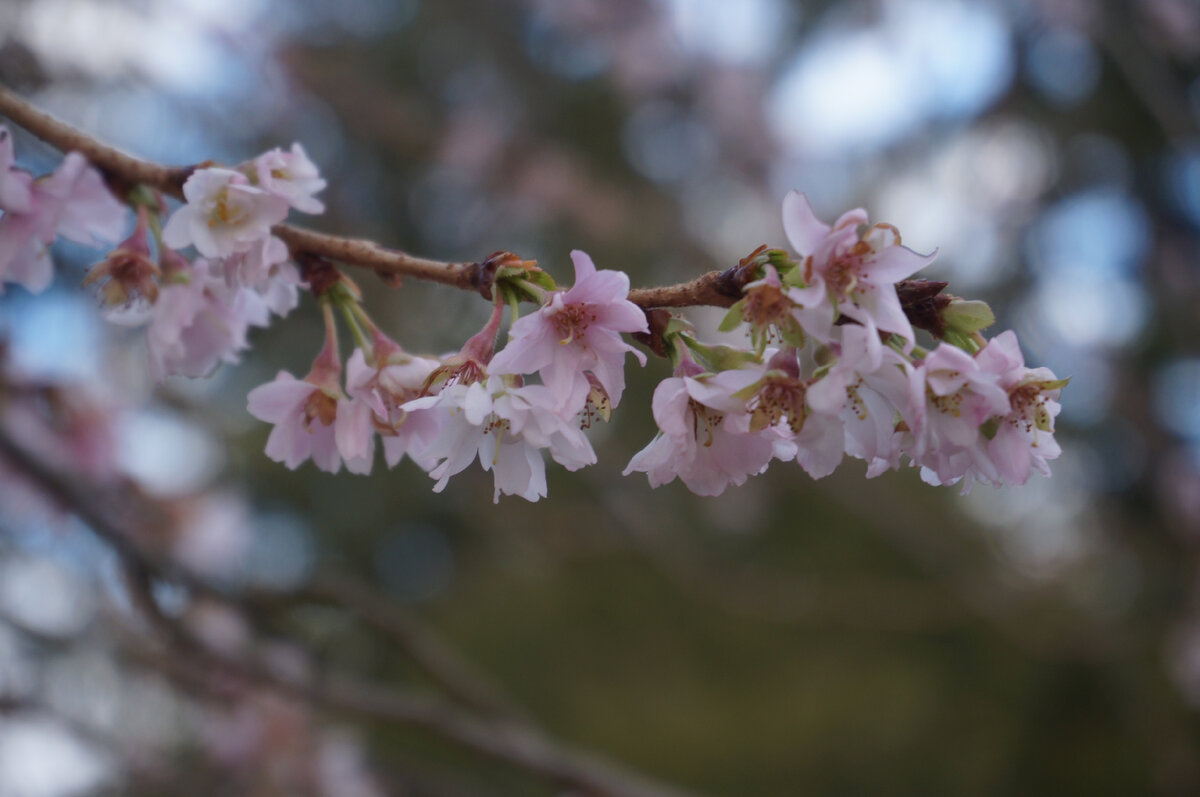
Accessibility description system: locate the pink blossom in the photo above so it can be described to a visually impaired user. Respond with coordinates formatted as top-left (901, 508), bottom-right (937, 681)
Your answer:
top-left (806, 324), bottom-right (918, 477)
top-left (782, 191), bottom-right (934, 348)
top-left (402, 375), bottom-right (596, 502)
top-left (973, 331), bottom-right (1064, 486)
top-left (706, 349), bottom-right (847, 480)
top-left (907, 340), bottom-right (1011, 485)
top-left (247, 372), bottom-right (343, 474)
top-left (334, 391), bottom-right (378, 476)
top-left (219, 234), bottom-right (288, 289)
top-left (487, 249), bottom-right (648, 412)
top-left (0, 152), bottom-right (128, 294)
top-left (249, 143), bottom-right (327, 214)
top-left (912, 332), bottom-right (1064, 490)
top-left (0, 208), bottom-right (55, 293)
top-left (84, 207), bottom-right (160, 312)
top-left (161, 168), bottom-right (289, 258)
top-left (216, 235), bottom-right (302, 318)
top-left (147, 259), bottom-right (267, 380)
top-left (42, 152), bottom-right (128, 246)
top-left (344, 347), bottom-right (442, 469)
top-left (623, 365), bottom-right (777, 496)
top-left (747, 264), bottom-right (836, 345)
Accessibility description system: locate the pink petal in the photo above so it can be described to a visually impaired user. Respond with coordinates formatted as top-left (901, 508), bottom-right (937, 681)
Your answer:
top-left (862, 244), bottom-right (936, 285)
top-left (781, 191), bottom-right (830, 255)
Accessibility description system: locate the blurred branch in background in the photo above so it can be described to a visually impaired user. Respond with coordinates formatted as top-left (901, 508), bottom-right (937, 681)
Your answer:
top-left (0, 417), bottom-right (699, 796)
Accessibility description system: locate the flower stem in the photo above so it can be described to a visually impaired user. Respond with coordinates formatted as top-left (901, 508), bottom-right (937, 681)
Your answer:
top-left (460, 296), bottom-right (506, 365)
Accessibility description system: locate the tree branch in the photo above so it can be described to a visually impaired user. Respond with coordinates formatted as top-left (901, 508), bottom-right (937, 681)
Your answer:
top-left (0, 84), bottom-right (730, 309)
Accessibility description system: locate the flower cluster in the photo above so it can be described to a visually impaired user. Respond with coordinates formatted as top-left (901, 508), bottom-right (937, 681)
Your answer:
top-left (109, 146), bottom-right (326, 378)
top-left (0, 128), bottom-right (324, 380)
top-left (248, 251), bottom-right (647, 501)
top-left (623, 192), bottom-right (1065, 495)
top-left (243, 189), bottom-right (1064, 501)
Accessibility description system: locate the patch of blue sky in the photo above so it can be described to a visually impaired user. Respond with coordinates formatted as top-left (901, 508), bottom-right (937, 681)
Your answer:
top-left (767, 1), bottom-right (1013, 156)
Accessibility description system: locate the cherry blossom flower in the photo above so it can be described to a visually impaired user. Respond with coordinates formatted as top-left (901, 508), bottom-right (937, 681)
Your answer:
top-left (83, 207), bottom-right (160, 312)
top-left (782, 190), bottom-right (935, 349)
top-left (344, 345), bottom-right (442, 469)
top-left (705, 347), bottom-right (847, 479)
top-left (216, 235), bottom-right (302, 318)
top-left (0, 151), bottom-right (128, 294)
top-left (249, 144), bottom-right (327, 214)
top-left (623, 360), bottom-right (776, 496)
top-left (912, 332), bottom-right (1064, 490)
top-left (487, 249), bottom-right (647, 412)
top-left (161, 168), bottom-right (289, 259)
top-left (247, 345), bottom-right (345, 474)
top-left (402, 375), bottom-right (596, 502)
top-left (738, 263), bottom-right (835, 347)
top-left (907, 340), bottom-right (1011, 484)
top-left (44, 152), bottom-right (128, 246)
top-left (147, 259), bottom-right (268, 380)
top-left (970, 331), bottom-right (1064, 486)
top-left (806, 324), bottom-right (918, 477)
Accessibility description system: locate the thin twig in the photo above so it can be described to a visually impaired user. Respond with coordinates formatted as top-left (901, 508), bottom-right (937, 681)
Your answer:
top-left (255, 573), bottom-right (527, 720)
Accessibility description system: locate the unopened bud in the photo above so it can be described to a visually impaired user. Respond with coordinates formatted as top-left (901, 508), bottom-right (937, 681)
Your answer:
top-left (942, 299), bottom-right (995, 335)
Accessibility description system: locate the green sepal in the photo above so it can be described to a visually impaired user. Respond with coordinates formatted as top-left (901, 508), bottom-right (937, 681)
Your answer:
top-left (524, 269), bottom-right (557, 293)
top-left (662, 317), bottom-right (696, 341)
top-left (979, 417), bottom-right (999, 440)
top-left (1038, 377), bottom-right (1071, 391)
top-left (681, 337), bottom-right (759, 372)
top-left (779, 319), bottom-right (806, 349)
top-left (718, 300), bottom-right (747, 333)
top-left (765, 249), bottom-right (796, 270)
top-left (941, 328), bottom-right (979, 354)
top-left (780, 266), bottom-right (808, 289)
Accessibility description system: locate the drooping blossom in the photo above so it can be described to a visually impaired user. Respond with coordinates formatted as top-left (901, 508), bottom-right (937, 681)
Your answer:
top-left (344, 343), bottom-right (442, 469)
top-left (43, 152), bottom-right (129, 246)
top-left (147, 258), bottom-right (268, 380)
top-left (910, 332), bottom-right (1065, 490)
top-left (782, 190), bottom-right (935, 349)
top-left (0, 151), bottom-right (128, 293)
top-left (247, 340), bottom-right (347, 474)
top-left (487, 249), bottom-right (648, 412)
top-left (217, 234), bottom-right (302, 317)
top-left (161, 167), bottom-right (289, 259)
top-left (402, 375), bottom-right (597, 502)
top-left (705, 347), bottom-right (846, 480)
top-left (623, 358), bottom-right (776, 496)
top-left (906, 339), bottom-right (1011, 485)
top-left (248, 143), bottom-right (327, 214)
top-left (806, 324), bottom-right (919, 478)
top-left (83, 206), bottom-right (160, 312)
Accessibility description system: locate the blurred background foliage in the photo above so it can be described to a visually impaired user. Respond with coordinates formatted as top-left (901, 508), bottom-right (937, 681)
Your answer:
top-left (3, 0), bottom-right (1200, 794)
